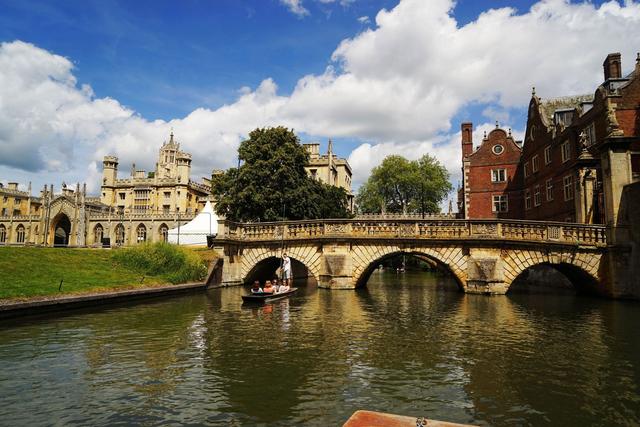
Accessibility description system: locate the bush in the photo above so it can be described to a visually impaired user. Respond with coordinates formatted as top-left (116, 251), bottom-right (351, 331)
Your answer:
top-left (112, 243), bottom-right (207, 284)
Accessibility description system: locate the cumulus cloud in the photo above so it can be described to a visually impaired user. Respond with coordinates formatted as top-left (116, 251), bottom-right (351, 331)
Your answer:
top-left (2, 0), bottom-right (640, 200)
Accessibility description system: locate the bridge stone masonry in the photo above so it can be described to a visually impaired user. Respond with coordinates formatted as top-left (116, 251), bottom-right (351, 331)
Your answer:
top-left (211, 215), bottom-right (638, 298)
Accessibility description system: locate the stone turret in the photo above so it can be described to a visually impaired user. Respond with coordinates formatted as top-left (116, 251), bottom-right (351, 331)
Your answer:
top-left (101, 156), bottom-right (118, 205)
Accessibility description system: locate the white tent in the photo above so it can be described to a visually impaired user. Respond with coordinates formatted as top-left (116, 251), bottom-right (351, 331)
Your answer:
top-left (167, 201), bottom-right (218, 246)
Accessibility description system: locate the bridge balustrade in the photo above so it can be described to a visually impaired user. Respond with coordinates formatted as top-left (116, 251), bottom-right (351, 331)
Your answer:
top-left (217, 219), bottom-right (607, 247)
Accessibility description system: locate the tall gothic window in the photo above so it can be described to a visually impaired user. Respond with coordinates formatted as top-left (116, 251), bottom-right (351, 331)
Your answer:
top-left (0, 225), bottom-right (6, 243)
top-left (94, 224), bottom-right (103, 244)
top-left (137, 224), bottom-right (147, 243)
top-left (115, 224), bottom-right (125, 246)
top-left (16, 224), bottom-right (25, 244)
top-left (159, 224), bottom-right (168, 242)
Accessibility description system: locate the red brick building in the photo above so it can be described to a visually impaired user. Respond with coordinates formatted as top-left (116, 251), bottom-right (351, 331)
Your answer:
top-left (460, 52), bottom-right (640, 226)
top-left (458, 123), bottom-right (523, 219)
top-left (521, 52), bottom-right (640, 224)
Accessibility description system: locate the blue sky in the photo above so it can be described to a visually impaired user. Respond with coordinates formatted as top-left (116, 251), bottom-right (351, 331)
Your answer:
top-left (0, 0), bottom-right (635, 201)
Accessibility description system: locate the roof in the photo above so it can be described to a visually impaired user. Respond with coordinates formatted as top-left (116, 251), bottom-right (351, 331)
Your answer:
top-left (538, 94), bottom-right (593, 126)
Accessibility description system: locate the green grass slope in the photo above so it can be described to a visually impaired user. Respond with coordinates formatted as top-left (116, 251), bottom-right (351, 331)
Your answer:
top-left (0, 244), bottom-right (211, 300)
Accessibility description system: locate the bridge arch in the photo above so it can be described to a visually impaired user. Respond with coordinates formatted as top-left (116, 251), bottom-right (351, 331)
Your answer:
top-left (351, 244), bottom-right (468, 290)
top-left (501, 249), bottom-right (602, 294)
top-left (240, 245), bottom-right (321, 284)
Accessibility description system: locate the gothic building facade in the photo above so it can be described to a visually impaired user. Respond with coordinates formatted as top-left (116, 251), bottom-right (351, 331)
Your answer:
top-left (0, 133), bottom-right (212, 247)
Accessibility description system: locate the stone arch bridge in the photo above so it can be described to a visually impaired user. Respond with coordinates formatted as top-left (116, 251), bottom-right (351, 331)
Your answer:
top-left (212, 217), bottom-right (617, 296)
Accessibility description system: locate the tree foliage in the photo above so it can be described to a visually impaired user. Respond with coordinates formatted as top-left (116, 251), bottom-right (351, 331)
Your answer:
top-left (211, 127), bottom-right (351, 221)
top-left (356, 154), bottom-right (452, 214)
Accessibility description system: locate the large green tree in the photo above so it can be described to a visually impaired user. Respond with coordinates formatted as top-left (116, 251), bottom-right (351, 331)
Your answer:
top-left (356, 154), bottom-right (452, 215)
top-left (211, 127), bottom-right (351, 221)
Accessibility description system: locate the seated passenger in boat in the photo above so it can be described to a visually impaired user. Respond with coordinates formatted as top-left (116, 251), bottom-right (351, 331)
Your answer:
top-left (263, 280), bottom-right (274, 293)
top-left (251, 281), bottom-right (262, 293)
top-left (279, 282), bottom-right (290, 293)
top-left (272, 278), bottom-right (280, 293)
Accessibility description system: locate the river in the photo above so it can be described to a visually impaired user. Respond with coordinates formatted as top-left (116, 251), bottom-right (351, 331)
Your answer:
top-left (0, 271), bottom-right (639, 426)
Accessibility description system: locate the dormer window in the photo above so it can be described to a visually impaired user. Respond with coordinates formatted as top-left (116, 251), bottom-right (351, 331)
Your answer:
top-left (554, 110), bottom-right (574, 127)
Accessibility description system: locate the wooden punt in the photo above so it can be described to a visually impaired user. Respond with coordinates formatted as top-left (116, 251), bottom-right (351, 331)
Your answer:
top-left (241, 288), bottom-right (298, 304)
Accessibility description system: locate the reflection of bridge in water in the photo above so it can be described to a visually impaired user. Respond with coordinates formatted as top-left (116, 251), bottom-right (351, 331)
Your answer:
top-left (211, 217), bottom-right (626, 296)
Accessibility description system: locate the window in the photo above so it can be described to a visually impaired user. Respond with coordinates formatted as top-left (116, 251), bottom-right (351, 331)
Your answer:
top-left (492, 144), bottom-right (504, 155)
top-left (544, 146), bottom-right (552, 165)
top-left (546, 179), bottom-right (554, 201)
top-left (163, 205), bottom-right (170, 215)
top-left (525, 189), bottom-right (532, 210)
top-left (14, 198), bottom-right (21, 204)
top-left (310, 169), bottom-right (317, 179)
top-left (16, 224), bottom-right (25, 243)
top-left (164, 192), bottom-right (171, 199)
top-left (0, 225), bottom-right (5, 243)
top-left (492, 195), bottom-right (508, 213)
top-left (491, 169), bottom-right (506, 183)
top-left (94, 224), bottom-right (103, 244)
top-left (1, 208), bottom-right (6, 216)
top-left (563, 175), bottom-right (574, 201)
top-left (119, 192), bottom-right (126, 200)
top-left (2, 196), bottom-right (7, 202)
top-left (534, 185), bottom-right (541, 206)
top-left (134, 190), bottom-right (150, 212)
top-left (524, 162), bottom-right (530, 178)
top-left (115, 224), bottom-right (125, 245)
top-left (584, 123), bottom-right (596, 146)
top-left (136, 224), bottom-right (147, 243)
top-left (561, 141), bottom-right (571, 163)
top-left (532, 155), bottom-right (540, 173)
top-left (159, 224), bottom-right (169, 242)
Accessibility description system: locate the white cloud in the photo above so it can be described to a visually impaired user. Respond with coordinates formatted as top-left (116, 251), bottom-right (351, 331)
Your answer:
top-left (357, 16), bottom-right (370, 24)
top-left (280, 0), bottom-right (309, 17)
top-left (280, 0), bottom-right (354, 16)
top-left (2, 0), bottom-right (640, 198)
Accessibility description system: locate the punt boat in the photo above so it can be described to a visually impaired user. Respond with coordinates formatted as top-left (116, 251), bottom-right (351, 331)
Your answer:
top-left (241, 288), bottom-right (298, 304)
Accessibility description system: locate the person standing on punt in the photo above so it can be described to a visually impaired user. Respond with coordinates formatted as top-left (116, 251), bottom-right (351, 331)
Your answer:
top-left (282, 253), bottom-right (292, 287)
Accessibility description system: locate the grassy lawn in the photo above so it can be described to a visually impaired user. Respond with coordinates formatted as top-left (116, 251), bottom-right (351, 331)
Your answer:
top-left (0, 245), bottom-right (213, 301)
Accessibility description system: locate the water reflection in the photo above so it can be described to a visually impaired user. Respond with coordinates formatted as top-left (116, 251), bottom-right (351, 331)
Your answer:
top-left (0, 272), bottom-right (638, 426)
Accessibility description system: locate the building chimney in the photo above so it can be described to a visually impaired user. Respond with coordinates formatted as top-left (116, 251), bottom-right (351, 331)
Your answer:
top-left (461, 122), bottom-right (473, 158)
top-left (603, 52), bottom-right (622, 81)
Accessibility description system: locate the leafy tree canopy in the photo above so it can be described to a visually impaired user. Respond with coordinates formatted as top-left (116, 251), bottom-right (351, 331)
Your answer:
top-left (211, 127), bottom-right (351, 222)
top-left (355, 154), bottom-right (452, 215)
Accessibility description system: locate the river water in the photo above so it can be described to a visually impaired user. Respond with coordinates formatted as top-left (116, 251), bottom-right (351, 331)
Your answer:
top-left (1, 271), bottom-right (639, 426)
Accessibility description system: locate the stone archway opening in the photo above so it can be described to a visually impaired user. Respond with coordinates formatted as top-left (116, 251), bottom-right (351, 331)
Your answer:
top-left (355, 251), bottom-right (464, 292)
top-left (244, 256), bottom-right (312, 286)
top-left (52, 214), bottom-right (71, 247)
top-left (508, 263), bottom-right (600, 296)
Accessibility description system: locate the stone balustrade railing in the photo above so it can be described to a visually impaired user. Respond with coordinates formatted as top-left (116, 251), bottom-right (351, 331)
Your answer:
top-left (217, 218), bottom-right (608, 247)
top-left (354, 213), bottom-right (457, 220)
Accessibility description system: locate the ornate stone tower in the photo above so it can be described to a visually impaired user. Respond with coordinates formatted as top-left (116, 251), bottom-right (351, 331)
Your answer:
top-left (101, 155), bottom-right (119, 205)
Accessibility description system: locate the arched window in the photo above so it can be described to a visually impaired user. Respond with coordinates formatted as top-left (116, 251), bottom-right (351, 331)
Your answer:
top-left (115, 224), bottom-right (125, 246)
top-left (16, 224), bottom-right (25, 244)
top-left (137, 224), bottom-right (147, 243)
top-left (0, 225), bottom-right (6, 243)
top-left (94, 224), bottom-right (103, 244)
top-left (159, 224), bottom-right (168, 242)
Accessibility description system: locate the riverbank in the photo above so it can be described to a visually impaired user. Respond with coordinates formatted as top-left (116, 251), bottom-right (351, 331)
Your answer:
top-left (0, 281), bottom-right (207, 319)
top-left (0, 245), bottom-right (216, 302)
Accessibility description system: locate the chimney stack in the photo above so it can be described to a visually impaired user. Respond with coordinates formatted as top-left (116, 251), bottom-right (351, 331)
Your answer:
top-left (603, 52), bottom-right (622, 81)
top-left (461, 122), bottom-right (473, 158)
